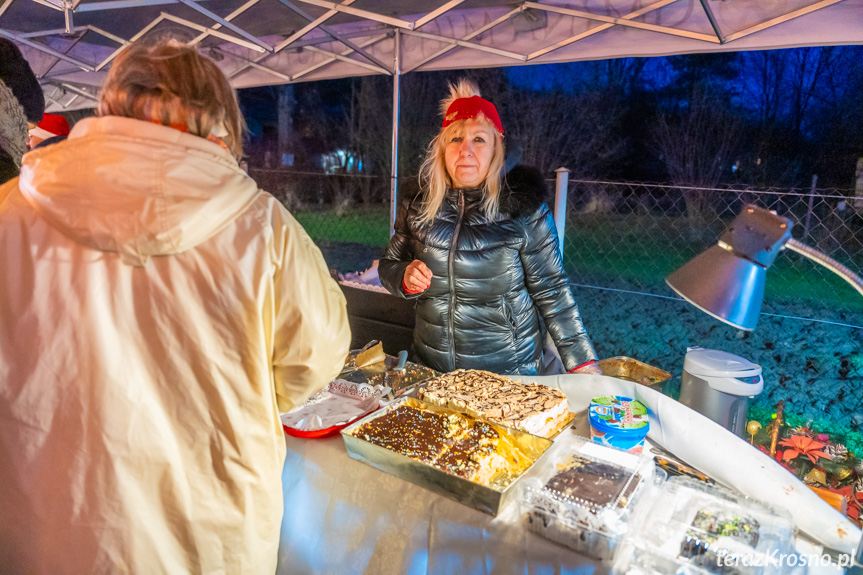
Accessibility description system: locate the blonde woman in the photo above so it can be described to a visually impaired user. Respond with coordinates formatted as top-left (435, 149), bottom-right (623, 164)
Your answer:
top-left (380, 80), bottom-right (599, 376)
top-left (0, 40), bottom-right (350, 573)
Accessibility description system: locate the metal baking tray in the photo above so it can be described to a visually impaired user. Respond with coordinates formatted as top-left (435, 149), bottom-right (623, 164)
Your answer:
top-left (597, 356), bottom-right (671, 387)
top-left (341, 396), bottom-right (553, 516)
top-left (339, 350), bottom-right (439, 394)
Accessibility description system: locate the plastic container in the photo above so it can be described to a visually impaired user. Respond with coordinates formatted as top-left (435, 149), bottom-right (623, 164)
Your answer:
top-left (519, 435), bottom-right (664, 562)
top-left (589, 396), bottom-right (650, 454)
top-left (679, 347), bottom-right (763, 437)
top-left (613, 476), bottom-right (794, 575)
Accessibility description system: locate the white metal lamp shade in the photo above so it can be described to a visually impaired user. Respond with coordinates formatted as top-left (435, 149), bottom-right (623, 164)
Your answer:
top-left (666, 204), bottom-right (863, 331)
top-left (665, 205), bottom-right (794, 331)
top-left (666, 245), bottom-right (766, 331)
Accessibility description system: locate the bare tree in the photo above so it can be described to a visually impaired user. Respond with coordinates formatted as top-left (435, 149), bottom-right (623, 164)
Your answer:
top-left (346, 76), bottom-right (392, 204)
top-left (501, 89), bottom-right (627, 178)
top-left (653, 86), bottom-right (742, 225)
top-left (739, 47), bottom-right (855, 186)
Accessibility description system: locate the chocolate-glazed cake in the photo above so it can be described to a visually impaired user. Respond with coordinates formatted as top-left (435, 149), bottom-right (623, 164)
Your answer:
top-left (351, 405), bottom-right (531, 487)
top-left (680, 507), bottom-right (761, 574)
top-left (544, 456), bottom-right (641, 509)
top-left (522, 453), bottom-right (646, 561)
top-left (354, 405), bottom-right (458, 464)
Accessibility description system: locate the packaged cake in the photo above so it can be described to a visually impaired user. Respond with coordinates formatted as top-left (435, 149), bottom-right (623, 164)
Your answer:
top-left (518, 435), bottom-right (663, 562)
top-left (614, 477), bottom-right (794, 575)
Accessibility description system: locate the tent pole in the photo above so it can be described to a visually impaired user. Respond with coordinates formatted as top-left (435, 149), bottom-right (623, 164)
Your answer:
top-left (390, 29), bottom-right (400, 237)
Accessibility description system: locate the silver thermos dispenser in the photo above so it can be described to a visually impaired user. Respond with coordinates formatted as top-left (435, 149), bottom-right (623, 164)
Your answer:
top-left (679, 347), bottom-right (763, 437)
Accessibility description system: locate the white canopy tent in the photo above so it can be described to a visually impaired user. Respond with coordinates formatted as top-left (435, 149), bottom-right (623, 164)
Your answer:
top-left (4, 0), bottom-right (863, 223)
top-left (5, 0), bottom-right (863, 107)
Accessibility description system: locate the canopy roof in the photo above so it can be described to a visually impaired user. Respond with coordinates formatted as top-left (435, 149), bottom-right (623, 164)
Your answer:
top-left (3, 0), bottom-right (862, 111)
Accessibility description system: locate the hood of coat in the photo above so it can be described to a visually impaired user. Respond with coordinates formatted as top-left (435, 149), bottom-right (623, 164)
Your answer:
top-left (499, 164), bottom-right (550, 219)
top-left (18, 116), bottom-right (260, 266)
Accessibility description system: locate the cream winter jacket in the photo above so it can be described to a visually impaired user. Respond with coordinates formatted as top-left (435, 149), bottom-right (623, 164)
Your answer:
top-left (0, 116), bottom-right (350, 574)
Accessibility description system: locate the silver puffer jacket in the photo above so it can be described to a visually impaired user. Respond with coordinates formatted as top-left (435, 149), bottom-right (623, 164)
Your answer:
top-left (380, 165), bottom-right (597, 375)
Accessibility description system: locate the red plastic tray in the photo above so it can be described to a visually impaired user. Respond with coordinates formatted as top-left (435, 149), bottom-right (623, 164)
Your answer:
top-left (282, 402), bottom-right (380, 439)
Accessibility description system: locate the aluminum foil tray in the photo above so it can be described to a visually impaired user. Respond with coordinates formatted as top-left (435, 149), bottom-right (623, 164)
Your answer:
top-left (341, 396), bottom-right (553, 516)
top-left (339, 351), bottom-right (439, 393)
top-left (597, 357), bottom-right (671, 387)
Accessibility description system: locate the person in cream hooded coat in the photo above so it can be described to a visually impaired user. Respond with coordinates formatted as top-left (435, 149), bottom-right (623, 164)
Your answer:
top-left (0, 42), bottom-right (350, 574)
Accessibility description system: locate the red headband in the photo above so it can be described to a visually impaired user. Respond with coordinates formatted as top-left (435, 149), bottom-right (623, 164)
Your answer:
top-left (442, 95), bottom-right (504, 135)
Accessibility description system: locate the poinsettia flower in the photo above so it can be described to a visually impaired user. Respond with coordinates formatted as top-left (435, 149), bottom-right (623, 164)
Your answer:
top-left (778, 435), bottom-right (832, 464)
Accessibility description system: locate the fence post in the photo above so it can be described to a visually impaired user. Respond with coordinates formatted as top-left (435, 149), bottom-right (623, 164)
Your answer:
top-left (554, 167), bottom-right (570, 257)
top-left (803, 174), bottom-right (817, 243)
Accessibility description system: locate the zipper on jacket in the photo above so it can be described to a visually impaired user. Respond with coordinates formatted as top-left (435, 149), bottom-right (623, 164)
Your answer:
top-left (447, 190), bottom-right (465, 372)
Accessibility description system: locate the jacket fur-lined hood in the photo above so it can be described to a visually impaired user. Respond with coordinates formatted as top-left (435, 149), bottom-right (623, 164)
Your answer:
top-left (401, 164), bottom-right (550, 219)
top-left (499, 165), bottom-right (549, 219)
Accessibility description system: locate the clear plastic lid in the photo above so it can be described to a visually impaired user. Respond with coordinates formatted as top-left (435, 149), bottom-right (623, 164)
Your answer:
top-left (518, 434), bottom-right (663, 561)
top-left (615, 476), bottom-right (794, 575)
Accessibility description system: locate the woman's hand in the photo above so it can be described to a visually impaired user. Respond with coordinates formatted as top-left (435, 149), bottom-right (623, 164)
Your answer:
top-left (571, 363), bottom-right (603, 375)
top-left (403, 260), bottom-right (432, 293)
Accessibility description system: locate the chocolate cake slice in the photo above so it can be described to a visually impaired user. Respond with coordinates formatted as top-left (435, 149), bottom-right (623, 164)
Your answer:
top-left (544, 456), bottom-right (641, 509)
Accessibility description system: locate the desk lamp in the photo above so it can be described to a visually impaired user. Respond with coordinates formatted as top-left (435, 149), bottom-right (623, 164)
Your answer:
top-left (666, 204), bottom-right (863, 331)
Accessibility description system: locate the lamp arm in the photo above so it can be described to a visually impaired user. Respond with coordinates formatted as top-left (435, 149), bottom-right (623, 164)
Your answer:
top-left (785, 238), bottom-right (863, 565)
top-left (784, 238), bottom-right (863, 298)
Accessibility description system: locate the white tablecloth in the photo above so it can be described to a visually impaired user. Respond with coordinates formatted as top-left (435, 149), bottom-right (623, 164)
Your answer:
top-left (275, 374), bottom-right (859, 574)
top-left (276, 421), bottom-right (605, 575)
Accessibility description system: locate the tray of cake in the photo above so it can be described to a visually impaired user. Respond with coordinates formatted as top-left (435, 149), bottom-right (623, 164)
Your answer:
top-left (414, 369), bottom-right (576, 440)
top-left (340, 342), bottom-right (439, 396)
top-left (341, 396), bottom-right (554, 516)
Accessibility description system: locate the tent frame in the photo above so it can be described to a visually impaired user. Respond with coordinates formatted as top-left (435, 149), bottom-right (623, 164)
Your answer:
top-left (1, 0), bottom-right (859, 233)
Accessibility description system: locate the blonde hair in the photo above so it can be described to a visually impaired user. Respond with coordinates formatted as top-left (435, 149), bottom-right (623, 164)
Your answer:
top-left (98, 40), bottom-right (244, 158)
top-left (417, 79), bottom-right (505, 224)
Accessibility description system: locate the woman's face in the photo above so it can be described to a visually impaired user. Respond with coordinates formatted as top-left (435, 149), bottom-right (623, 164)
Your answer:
top-left (444, 119), bottom-right (496, 189)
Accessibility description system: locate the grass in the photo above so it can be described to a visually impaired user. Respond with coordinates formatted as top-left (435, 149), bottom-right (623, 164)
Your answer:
top-left (294, 206), bottom-right (391, 247)
top-left (564, 213), bottom-right (863, 313)
top-left (295, 206), bottom-right (863, 315)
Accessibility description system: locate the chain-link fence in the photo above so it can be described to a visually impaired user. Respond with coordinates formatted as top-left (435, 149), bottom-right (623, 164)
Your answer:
top-left (250, 168), bottom-right (392, 270)
top-left (250, 168), bottom-right (863, 439)
top-left (560, 179), bottom-right (863, 440)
